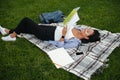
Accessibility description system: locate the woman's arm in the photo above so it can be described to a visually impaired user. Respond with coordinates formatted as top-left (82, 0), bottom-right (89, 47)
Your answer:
top-left (59, 26), bottom-right (67, 42)
top-left (49, 38), bottom-right (81, 49)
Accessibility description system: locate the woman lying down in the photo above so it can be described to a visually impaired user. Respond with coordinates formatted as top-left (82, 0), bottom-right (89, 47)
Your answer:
top-left (0, 17), bottom-right (100, 49)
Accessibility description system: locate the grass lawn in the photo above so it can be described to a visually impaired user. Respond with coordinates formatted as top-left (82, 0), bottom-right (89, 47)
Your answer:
top-left (0, 0), bottom-right (120, 80)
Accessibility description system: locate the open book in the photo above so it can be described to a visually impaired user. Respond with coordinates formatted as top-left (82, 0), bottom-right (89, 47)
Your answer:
top-left (48, 48), bottom-right (74, 68)
top-left (63, 7), bottom-right (80, 28)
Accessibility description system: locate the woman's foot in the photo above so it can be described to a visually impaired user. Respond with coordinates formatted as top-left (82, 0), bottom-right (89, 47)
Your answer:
top-left (0, 25), bottom-right (9, 35)
top-left (1, 32), bottom-right (17, 41)
top-left (1, 34), bottom-right (16, 41)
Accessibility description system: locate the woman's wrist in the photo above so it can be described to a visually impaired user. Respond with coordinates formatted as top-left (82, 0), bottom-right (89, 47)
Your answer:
top-left (59, 35), bottom-right (65, 42)
top-left (61, 35), bottom-right (65, 39)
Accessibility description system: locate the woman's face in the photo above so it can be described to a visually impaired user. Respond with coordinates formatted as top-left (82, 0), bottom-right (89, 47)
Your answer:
top-left (80, 29), bottom-right (94, 39)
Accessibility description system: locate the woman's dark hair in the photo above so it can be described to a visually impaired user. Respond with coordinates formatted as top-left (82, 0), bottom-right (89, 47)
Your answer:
top-left (81, 30), bottom-right (100, 43)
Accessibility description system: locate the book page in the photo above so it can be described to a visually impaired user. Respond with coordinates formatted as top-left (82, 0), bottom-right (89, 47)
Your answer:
top-left (63, 7), bottom-right (80, 28)
top-left (47, 48), bottom-right (74, 68)
top-left (67, 12), bottom-right (80, 29)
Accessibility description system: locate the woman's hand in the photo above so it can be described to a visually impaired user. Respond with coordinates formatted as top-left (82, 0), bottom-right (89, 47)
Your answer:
top-left (59, 26), bottom-right (67, 42)
top-left (62, 26), bottom-right (67, 36)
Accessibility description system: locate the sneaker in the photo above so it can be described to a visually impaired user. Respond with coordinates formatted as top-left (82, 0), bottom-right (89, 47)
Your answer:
top-left (1, 35), bottom-right (16, 41)
top-left (0, 25), bottom-right (7, 35)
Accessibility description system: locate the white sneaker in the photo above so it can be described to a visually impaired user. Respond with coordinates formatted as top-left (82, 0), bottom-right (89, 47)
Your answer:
top-left (1, 35), bottom-right (16, 41)
top-left (0, 25), bottom-right (7, 35)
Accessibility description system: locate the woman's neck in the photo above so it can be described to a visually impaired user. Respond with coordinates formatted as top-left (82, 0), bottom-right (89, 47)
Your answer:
top-left (72, 28), bottom-right (84, 39)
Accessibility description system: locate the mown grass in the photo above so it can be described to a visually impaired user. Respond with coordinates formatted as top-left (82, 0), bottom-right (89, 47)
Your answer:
top-left (0, 0), bottom-right (120, 80)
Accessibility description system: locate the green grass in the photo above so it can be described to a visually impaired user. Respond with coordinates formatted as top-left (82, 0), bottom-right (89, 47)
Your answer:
top-left (0, 0), bottom-right (120, 80)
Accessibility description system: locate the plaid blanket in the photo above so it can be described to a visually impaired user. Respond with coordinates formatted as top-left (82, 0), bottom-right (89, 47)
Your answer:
top-left (21, 25), bottom-right (120, 80)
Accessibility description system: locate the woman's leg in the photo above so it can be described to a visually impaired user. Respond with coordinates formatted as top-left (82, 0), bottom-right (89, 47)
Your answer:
top-left (2, 17), bottom-right (56, 41)
top-left (11, 17), bottom-right (56, 40)
top-left (13, 17), bottom-right (56, 40)
top-left (1, 17), bottom-right (37, 41)
top-left (9, 17), bottom-right (38, 34)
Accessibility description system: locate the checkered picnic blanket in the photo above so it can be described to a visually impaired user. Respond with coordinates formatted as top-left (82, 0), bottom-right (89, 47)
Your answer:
top-left (21, 24), bottom-right (120, 80)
